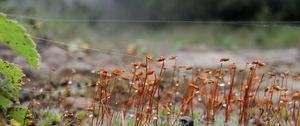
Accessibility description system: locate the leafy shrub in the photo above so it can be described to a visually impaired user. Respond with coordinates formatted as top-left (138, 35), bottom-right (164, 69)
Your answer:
top-left (0, 12), bottom-right (40, 125)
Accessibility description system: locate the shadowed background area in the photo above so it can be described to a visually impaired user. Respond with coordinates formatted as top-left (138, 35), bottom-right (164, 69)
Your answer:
top-left (0, 0), bottom-right (299, 80)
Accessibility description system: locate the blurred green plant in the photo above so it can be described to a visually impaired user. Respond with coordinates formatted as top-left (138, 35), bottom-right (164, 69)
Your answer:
top-left (0, 12), bottom-right (40, 125)
top-left (37, 109), bottom-right (60, 126)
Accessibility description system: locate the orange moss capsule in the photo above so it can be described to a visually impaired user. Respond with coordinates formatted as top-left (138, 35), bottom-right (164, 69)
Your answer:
top-left (272, 85), bottom-right (281, 91)
top-left (239, 69), bottom-right (245, 73)
top-left (264, 86), bottom-right (273, 93)
top-left (146, 70), bottom-right (155, 75)
top-left (132, 62), bottom-right (139, 67)
top-left (156, 56), bottom-right (166, 62)
top-left (167, 91), bottom-right (173, 96)
top-left (252, 60), bottom-right (260, 65)
top-left (140, 62), bottom-right (148, 68)
top-left (186, 66), bottom-right (193, 70)
top-left (294, 75), bottom-right (300, 80)
top-left (258, 62), bottom-right (266, 67)
top-left (267, 71), bottom-right (276, 77)
top-left (207, 79), bottom-right (215, 84)
top-left (121, 76), bottom-right (130, 80)
top-left (136, 71), bottom-right (143, 76)
top-left (292, 92), bottom-right (300, 100)
top-left (112, 69), bottom-right (124, 76)
top-left (204, 69), bottom-right (212, 74)
top-left (220, 57), bottom-right (230, 62)
top-left (169, 56), bottom-right (177, 60)
top-left (146, 54), bottom-right (153, 60)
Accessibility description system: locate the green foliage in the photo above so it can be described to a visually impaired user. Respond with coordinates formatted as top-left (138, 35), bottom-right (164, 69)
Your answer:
top-left (0, 60), bottom-right (24, 102)
top-left (0, 12), bottom-right (40, 125)
top-left (37, 110), bottom-right (60, 126)
top-left (0, 60), bottom-right (24, 86)
top-left (0, 95), bottom-right (12, 109)
top-left (7, 106), bottom-right (28, 125)
top-left (0, 13), bottom-right (40, 68)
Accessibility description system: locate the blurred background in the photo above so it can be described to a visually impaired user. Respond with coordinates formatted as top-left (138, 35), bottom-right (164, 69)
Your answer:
top-left (0, 0), bottom-right (299, 81)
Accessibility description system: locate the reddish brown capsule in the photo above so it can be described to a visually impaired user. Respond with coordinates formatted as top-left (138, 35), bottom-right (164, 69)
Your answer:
top-left (252, 60), bottom-right (260, 64)
top-left (214, 75), bottom-right (222, 79)
top-left (272, 85), bottom-right (281, 91)
top-left (140, 63), bottom-right (147, 68)
top-left (146, 54), bottom-right (153, 60)
top-left (267, 71), bottom-right (276, 77)
top-left (294, 75), bottom-right (300, 80)
top-left (258, 62), bottom-right (266, 67)
top-left (132, 63), bottom-right (139, 67)
top-left (166, 91), bottom-right (173, 96)
top-left (207, 79), bottom-right (215, 84)
top-left (136, 71), bottom-right (143, 76)
top-left (264, 86), bottom-right (272, 93)
top-left (103, 72), bottom-right (112, 77)
top-left (146, 70), bottom-right (155, 75)
top-left (121, 76), bottom-right (130, 80)
top-left (239, 69), bottom-right (245, 73)
top-left (292, 92), bottom-right (300, 100)
top-left (156, 56), bottom-right (166, 62)
top-left (169, 56), bottom-right (177, 60)
top-left (186, 66), bottom-right (193, 70)
top-left (204, 68), bottom-right (213, 74)
top-left (112, 69), bottom-right (124, 76)
top-left (220, 57), bottom-right (230, 62)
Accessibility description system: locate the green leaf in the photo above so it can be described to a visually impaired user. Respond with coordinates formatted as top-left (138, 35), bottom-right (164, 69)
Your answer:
top-left (0, 13), bottom-right (40, 69)
top-left (0, 59), bottom-right (24, 87)
top-left (0, 80), bottom-right (19, 101)
top-left (0, 95), bottom-right (12, 109)
top-left (7, 106), bottom-right (28, 125)
top-left (0, 60), bottom-right (24, 101)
